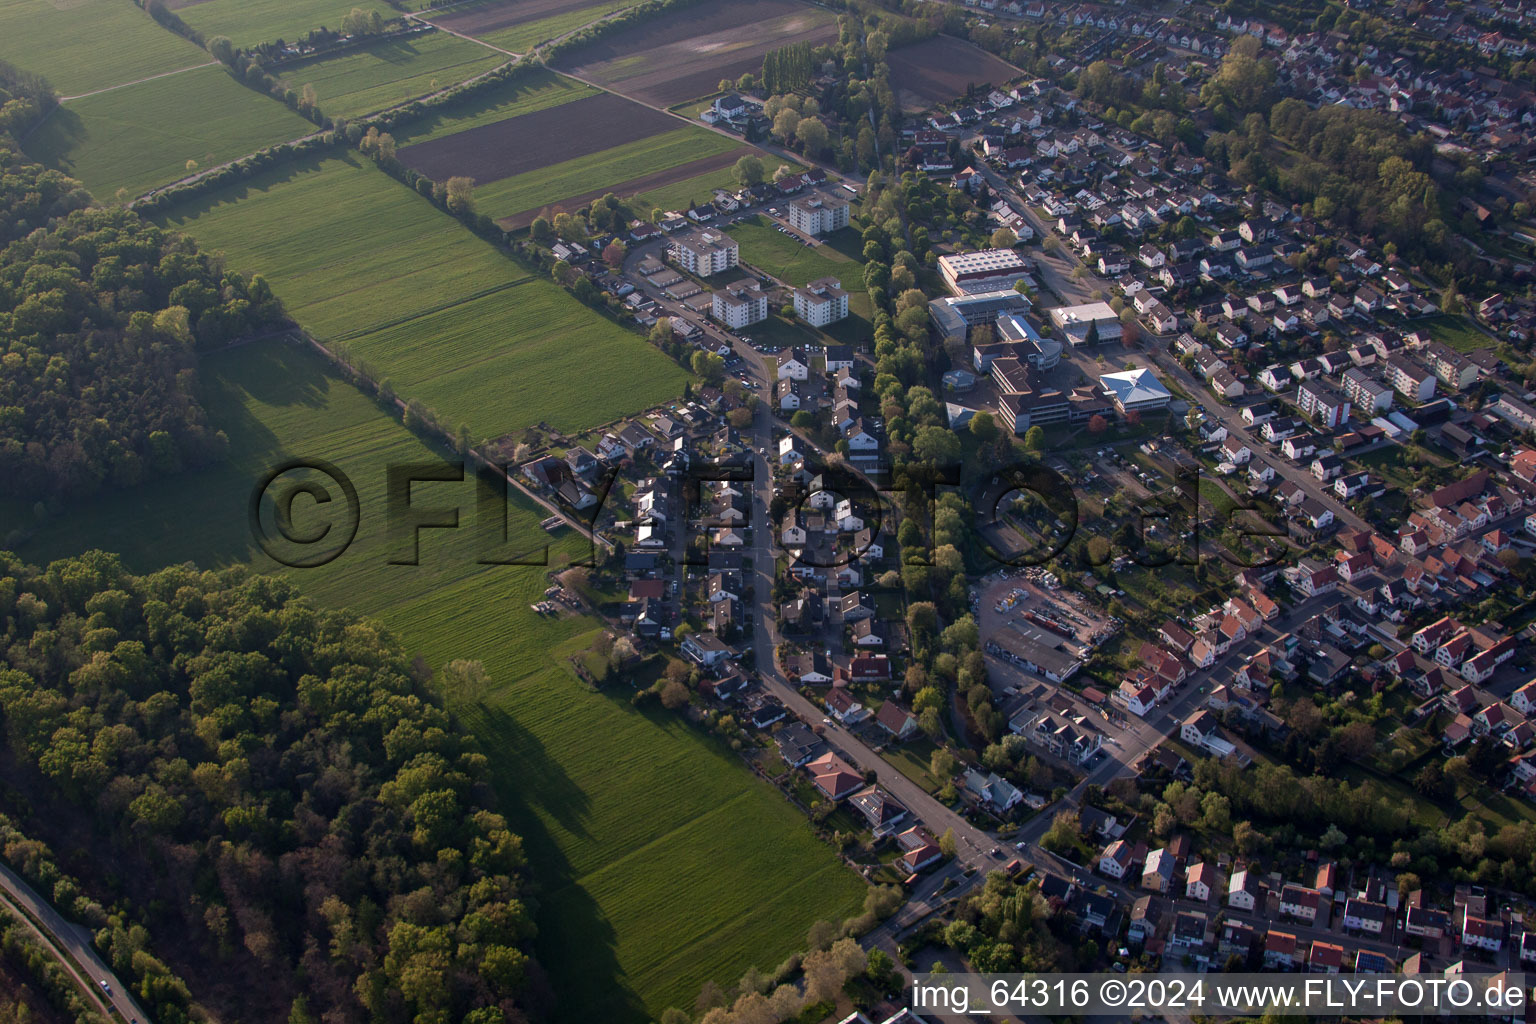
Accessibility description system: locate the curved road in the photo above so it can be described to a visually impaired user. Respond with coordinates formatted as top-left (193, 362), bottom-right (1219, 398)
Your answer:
top-left (0, 859), bottom-right (149, 1023)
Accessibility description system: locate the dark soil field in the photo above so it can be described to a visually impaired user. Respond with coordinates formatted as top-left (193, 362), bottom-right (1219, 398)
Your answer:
top-left (553, 0), bottom-right (837, 106)
top-left (885, 34), bottom-right (1023, 111)
top-left (430, 0), bottom-right (606, 36)
top-left (396, 90), bottom-right (674, 183)
top-left (496, 144), bottom-right (753, 228)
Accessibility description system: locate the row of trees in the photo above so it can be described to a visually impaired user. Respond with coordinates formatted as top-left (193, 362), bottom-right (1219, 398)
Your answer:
top-left (0, 146), bottom-right (283, 496)
top-left (0, 552), bottom-right (539, 1024)
top-left (760, 41), bottom-right (815, 95)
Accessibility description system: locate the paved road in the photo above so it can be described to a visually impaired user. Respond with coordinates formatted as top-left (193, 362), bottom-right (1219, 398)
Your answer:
top-left (0, 859), bottom-right (149, 1023)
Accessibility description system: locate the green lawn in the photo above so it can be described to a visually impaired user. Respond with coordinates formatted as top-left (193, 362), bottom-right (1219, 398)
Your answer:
top-left (467, 0), bottom-right (640, 53)
top-left (1421, 312), bottom-right (1493, 354)
top-left (476, 125), bottom-right (742, 221)
top-left (276, 30), bottom-right (506, 119)
top-left (154, 150), bottom-right (686, 438)
top-left (177, 0), bottom-right (394, 47)
top-left (389, 66), bottom-right (599, 145)
top-left (25, 65), bottom-right (312, 202)
top-left (725, 215), bottom-right (859, 287)
top-left (0, 0), bottom-right (208, 97)
top-left (0, 339), bottom-right (864, 1024)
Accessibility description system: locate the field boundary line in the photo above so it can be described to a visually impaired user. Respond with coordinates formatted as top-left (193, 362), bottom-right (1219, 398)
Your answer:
top-left (59, 60), bottom-right (219, 102)
top-left (406, 11), bottom-right (520, 57)
top-left (326, 278), bottom-right (531, 341)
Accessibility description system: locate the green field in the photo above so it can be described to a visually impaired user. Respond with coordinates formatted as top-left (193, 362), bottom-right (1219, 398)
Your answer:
top-left (176, 0), bottom-right (394, 47)
top-left (468, 0), bottom-right (639, 53)
top-left (25, 65), bottom-right (312, 201)
top-left (478, 125), bottom-right (741, 221)
top-left (0, 0), bottom-right (208, 97)
top-left (389, 66), bottom-right (598, 145)
top-left (276, 30), bottom-right (506, 118)
top-left (725, 215), bottom-right (859, 287)
top-left (0, 339), bottom-right (865, 1022)
top-left (154, 150), bottom-right (686, 436)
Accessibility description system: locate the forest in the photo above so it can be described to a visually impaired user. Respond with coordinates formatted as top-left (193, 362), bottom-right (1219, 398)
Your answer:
top-left (0, 552), bottom-right (537, 1024)
top-left (0, 147), bottom-right (283, 498)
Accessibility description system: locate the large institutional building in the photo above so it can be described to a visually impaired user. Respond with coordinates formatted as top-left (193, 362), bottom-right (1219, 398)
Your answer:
top-left (1049, 301), bottom-right (1122, 344)
top-left (938, 248), bottom-right (1031, 294)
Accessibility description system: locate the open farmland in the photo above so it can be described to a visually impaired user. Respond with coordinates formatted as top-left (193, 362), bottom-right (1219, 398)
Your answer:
top-left (397, 91), bottom-right (676, 183)
top-left (632, 156), bottom-right (807, 215)
top-left (0, 0), bottom-right (208, 97)
top-left (170, 0), bottom-right (393, 47)
top-left (885, 34), bottom-right (1022, 111)
top-left (477, 126), bottom-right (742, 224)
top-left (388, 65), bottom-right (598, 144)
top-left (273, 29), bottom-right (506, 118)
top-left (427, 0), bottom-right (641, 54)
top-left (552, 0), bottom-right (838, 106)
top-left (155, 150), bottom-right (686, 436)
top-left (0, 338), bottom-right (865, 1024)
top-left (25, 65), bottom-right (311, 201)
top-left (503, 145), bottom-right (754, 229)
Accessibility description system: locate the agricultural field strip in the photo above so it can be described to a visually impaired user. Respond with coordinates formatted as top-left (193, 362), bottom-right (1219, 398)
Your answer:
top-left (0, 0), bottom-right (207, 97)
top-left (328, 279), bottom-right (527, 341)
top-left (498, 145), bottom-right (754, 228)
top-left (396, 91), bottom-right (678, 184)
top-left (468, 0), bottom-right (639, 54)
top-left (176, 0), bottom-right (395, 49)
top-left (58, 60), bottom-right (217, 102)
top-left (25, 65), bottom-right (314, 201)
top-left (274, 32), bottom-right (507, 119)
top-left (474, 126), bottom-right (741, 216)
top-left (388, 68), bottom-right (599, 146)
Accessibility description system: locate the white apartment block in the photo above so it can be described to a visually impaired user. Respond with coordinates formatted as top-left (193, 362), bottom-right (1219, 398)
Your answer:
top-left (787, 195), bottom-right (851, 236)
top-left (669, 229), bottom-right (738, 277)
top-left (794, 277), bottom-right (849, 327)
top-left (712, 279), bottom-right (768, 329)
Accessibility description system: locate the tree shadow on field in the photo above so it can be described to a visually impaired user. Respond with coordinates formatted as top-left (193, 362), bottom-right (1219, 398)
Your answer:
top-left (21, 105), bottom-right (86, 175)
top-left (213, 339), bottom-right (332, 412)
top-left (364, 37), bottom-right (424, 65)
top-left (151, 148), bottom-right (334, 227)
top-left (457, 698), bottom-right (648, 1022)
top-left (468, 701), bottom-right (594, 851)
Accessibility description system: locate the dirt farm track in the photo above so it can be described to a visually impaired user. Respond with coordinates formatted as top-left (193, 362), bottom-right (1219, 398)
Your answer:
top-left (553, 0), bottom-right (839, 107)
top-left (396, 91), bottom-right (676, 184)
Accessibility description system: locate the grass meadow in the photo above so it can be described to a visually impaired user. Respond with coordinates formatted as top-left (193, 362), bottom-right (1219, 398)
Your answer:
top-left (477, 125), bottom-right (741, 220)
top-left (725, 215), bottom-right (859, 287)
top-left (0, 339), bottom-right (865, 1023)
top-left (154, 150), bottom-right (686, 436)
top-left (0, 0), bottom-right (207, 96)
top-left (176, 0), bottom-right (394, 48)
top-left (276, 31), bottom-right (506, 119)
top-left (25, 66), bottom-right (311, 201)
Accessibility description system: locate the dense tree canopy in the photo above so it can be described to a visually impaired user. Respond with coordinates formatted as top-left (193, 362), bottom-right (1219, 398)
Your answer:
top-left (0, 553), bottom-right (536, 1024)
top-left (0, 148), bottom-right (282, 496)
